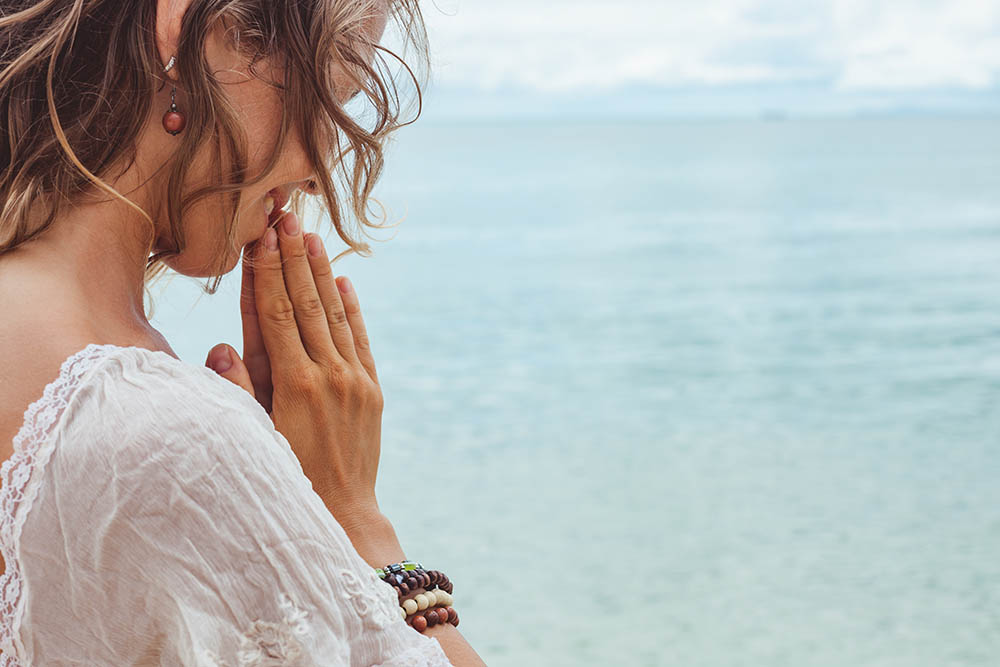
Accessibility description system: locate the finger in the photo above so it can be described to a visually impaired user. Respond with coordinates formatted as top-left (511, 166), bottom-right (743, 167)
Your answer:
top-left (241, 243), bottom-right (273, 407)
top-left (277, 212), bottom-right (337, 363)
top-left (303, 232), bottom-right (359, 363)
top-left (253, 225), bottom-right (309, 370)
top-left (205, 343), bottom-right (256, 399)
top-left (334, 275), bottom-right (379, 384)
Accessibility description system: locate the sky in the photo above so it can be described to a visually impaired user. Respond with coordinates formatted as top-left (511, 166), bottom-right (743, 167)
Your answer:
top-left (394, 0), bottom-right (1000, 119)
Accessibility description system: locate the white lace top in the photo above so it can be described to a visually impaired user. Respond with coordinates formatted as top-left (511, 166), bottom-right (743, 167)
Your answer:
top-left (0, 343), bottom-right (453, 666)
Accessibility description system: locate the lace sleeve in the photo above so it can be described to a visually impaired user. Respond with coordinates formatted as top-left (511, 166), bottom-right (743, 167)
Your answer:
top-left (9, 347), bottom-right (452, 666)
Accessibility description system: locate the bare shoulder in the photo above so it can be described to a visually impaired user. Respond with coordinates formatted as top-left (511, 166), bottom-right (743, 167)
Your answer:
top-left (0, 266), bottom-right (176, 461)
top-left (0, 326), bottom-right (102, 461)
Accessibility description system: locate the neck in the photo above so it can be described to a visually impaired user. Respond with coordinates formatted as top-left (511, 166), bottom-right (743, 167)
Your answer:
top-left (0, 173), bottom-right (175, 355)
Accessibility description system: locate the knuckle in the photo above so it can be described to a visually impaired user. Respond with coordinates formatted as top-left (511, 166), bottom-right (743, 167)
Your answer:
top-left (342, 297), bottom-right (361, 316)
top-left (312, 260), bottom-right (335, 283)
top-left (320, 365), bottom-right (381, 408)
top-left (291, 288), bottom-right (325, 318)
top-left (322, 361), bottom-right (350, 391)
top-left (262, 296), bottom-right (296, 326)
top-left (255, 254), bottom-right (283, 280)
top-left (286, 366), bottom-right (320, 397)
top-left (354, 333), bottom-right (372, 354)
top-left (326, 308), bottom-right (348, 328)
top-left (239, 293), bottom-right (256, 316)
top-left (284, 243), bottom-right (308, 262)
top-left (365, 383), bottom-right (384, 408)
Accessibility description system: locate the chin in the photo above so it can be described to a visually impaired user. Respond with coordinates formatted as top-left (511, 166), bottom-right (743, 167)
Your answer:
top-left (156, 188), bottom-right (291, 279)
top-left (161, 246), bottom-right (241, 279)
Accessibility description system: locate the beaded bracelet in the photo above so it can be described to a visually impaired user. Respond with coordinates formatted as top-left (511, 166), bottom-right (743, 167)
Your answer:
top-left (406, 604), bottom-right (460, 633)
top-left (378, 561), bottom-right (459, 632)
top-left (390, 570), bottom-right (453, 599)
top-left (375, 560), bottom-right (424, 580)
top-left (399, 587), bottom-right (454, 617)
top-left (377, 561), bottom-right (454, 598)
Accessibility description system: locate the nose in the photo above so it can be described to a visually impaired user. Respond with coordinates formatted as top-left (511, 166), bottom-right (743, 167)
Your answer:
top-left (267, 178), bottom-right (319, 206)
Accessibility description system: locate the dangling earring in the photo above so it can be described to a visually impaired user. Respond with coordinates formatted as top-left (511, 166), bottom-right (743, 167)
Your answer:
top-left (161, 55), bottom-right (186, 136)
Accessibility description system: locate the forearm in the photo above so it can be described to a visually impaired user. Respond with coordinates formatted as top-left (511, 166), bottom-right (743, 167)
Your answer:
top-left (340, 511), bottom-right (487, 666)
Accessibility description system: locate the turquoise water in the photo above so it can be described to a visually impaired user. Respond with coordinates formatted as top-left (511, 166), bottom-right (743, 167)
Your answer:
top-left (153, 118), bottom-right (1000, 666)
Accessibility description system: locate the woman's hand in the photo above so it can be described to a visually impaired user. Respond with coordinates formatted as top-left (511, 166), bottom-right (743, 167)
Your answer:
top-left (207, 214), bottom-right (489, 666)
top-left (205, 210), bottom-right (385, 529)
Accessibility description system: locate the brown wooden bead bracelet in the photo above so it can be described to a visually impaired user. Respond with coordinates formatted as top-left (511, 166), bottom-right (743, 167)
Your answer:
top-left (379, 564), bottom-right (453, 598)
top-left (378, 561), bottom-right (458, 630)
top-left (406, 604), bottom-right (460, 633)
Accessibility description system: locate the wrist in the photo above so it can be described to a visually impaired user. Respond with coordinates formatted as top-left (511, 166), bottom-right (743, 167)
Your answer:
top-left (338, 508), bottom-right (405, 569)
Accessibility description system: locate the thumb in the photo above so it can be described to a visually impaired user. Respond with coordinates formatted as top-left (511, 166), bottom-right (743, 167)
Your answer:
top-left (205, 343), bottom-right (256, 399)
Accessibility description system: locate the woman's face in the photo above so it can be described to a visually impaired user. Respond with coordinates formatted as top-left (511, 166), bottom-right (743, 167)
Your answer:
top-left (158, 6), bottom-right (388, 278)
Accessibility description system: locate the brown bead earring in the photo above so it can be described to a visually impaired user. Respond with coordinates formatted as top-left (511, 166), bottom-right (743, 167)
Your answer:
top-left (161, 56), bottom-right (186, 136)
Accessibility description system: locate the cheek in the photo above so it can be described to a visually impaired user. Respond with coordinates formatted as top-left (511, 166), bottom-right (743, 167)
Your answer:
top-left (158, 73), bottom-right (310, 278)
top-left (237, 81), bottom-right (287, 172)
top-left (159, 195), bottom-right (250, 278)
top-left (268, 117), bottom-right (316, 184)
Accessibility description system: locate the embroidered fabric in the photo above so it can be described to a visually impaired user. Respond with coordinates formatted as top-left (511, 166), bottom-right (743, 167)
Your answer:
top-left (341, 568), bottom-right (399, 631)
top-left (0, 343), bottom-right (118, 667)
top-left (237, 593), bottom-right (312, 666)
top-left (197, 593), bottom-right (314, 667)
top-left (0, 343), bottom-right (453, 666)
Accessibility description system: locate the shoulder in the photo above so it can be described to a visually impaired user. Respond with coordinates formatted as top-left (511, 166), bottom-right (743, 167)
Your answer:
top-left (41, 344), bottom-right (318, 541)
top-left (56, 344), bottom-right (302, 478)
top-left (78, 343), bottom-right (255, 412)
top-left (63, 344), bottom-right (258, 429)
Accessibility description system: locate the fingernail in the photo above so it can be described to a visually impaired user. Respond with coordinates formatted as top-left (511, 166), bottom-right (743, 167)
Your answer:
top-left (282, 213), bottom-right (299, 235)
top-left (264, 195), bottom-right (275, 215)
top-left (208, 346), bottom-right (233, 373)
top-left (337, 276), bottom-right (353, 294)
top-left (307, 234), bottom-right (323, 257)
top-left (264, 227), bottom-right (278, 251)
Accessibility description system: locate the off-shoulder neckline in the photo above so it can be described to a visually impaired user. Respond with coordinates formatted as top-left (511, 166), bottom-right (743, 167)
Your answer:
top-left (3, 340), bottom-right (185, 469)
top-left (0, 341), bottom-right (249, 663)
top-left (5, 341), bottom-right (243, 471)
top-left (2, 341), bottom-right (199, 507)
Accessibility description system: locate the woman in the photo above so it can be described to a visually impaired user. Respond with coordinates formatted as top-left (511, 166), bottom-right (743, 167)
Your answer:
top-left (0, 0), bottom-right (485, 664)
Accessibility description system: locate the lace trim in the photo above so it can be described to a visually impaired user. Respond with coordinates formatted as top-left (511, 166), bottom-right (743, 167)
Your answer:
top-left (0, 343), bottom-right (122, 666)
top-left (0, 343), bottom-right (450, 666)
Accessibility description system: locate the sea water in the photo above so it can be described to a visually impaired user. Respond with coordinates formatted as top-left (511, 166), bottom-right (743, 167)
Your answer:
top-left (152, 118), bottom-right (1000, 666)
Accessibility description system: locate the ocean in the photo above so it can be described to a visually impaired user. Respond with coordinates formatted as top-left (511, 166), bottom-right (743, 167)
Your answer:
top-left (151, 118), bottom-right (1000, 666)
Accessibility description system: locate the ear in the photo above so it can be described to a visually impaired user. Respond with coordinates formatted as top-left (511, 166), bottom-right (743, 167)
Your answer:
top-left (155, 0), bottom-right (195, 81)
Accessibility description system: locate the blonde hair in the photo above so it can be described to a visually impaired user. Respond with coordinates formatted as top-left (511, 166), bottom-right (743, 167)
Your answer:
top-left (0, 0), bottom-right (429, 303)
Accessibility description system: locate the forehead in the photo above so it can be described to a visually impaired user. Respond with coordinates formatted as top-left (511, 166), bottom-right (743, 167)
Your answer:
top-left (328, 5), bottom-right (388, 96)
top-left (369, 1), bottom-right (389, 39)
top-left (256, 2), bottom-right (389, 92)
top-left (357, 1), bottom-right (390, 55)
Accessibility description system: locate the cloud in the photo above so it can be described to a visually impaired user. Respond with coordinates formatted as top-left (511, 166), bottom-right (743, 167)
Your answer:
top-left (833, 0), bottom-right (1000, 90)
top-left (415, 0), bottom-right (1000, 93)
